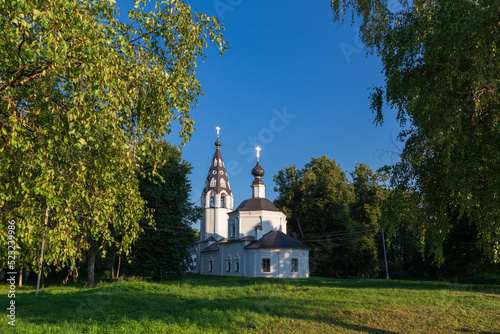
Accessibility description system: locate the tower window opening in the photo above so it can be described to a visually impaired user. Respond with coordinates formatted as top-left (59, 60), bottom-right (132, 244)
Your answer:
top-left (210, 195), bottom-right (215, 208)
top-left (221, 194), bottom-right (225, 208)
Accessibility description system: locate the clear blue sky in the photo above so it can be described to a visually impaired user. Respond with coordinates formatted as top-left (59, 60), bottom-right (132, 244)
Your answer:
top-left (121, 1), bottom-right (402, 208)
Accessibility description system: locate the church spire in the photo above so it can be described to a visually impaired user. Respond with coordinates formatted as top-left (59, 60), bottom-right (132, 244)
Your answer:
top-left (202, 127), bottom-right (232, 196)
top-left (251, 146), bottom-right (266, 198)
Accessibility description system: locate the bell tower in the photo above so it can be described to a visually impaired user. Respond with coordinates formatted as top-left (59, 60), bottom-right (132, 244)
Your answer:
top-left (200, 127), bottom-right (233, 241)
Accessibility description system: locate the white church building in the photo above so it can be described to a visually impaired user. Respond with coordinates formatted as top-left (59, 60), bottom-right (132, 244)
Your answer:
top-left (196, 130), bottom-right (309, 278)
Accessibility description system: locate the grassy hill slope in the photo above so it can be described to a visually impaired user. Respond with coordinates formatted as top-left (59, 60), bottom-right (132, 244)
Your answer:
top-left (1, 275), bottom-right (499, 333)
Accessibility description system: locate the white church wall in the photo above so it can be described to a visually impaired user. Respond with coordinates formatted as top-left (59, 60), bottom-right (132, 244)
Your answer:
top-left (201, 247), bottom-right (309, 278)
top-left (244, 251), bottom-right (258, 277)
top-left (200, 253), bottom-right (220, 275)
top-left (203, 206), bottom-right (230, 240)
top-left (219, 242), bottom-right (245, 277)
top-left (230, 210), bottom-right (287, 239)
top-left (247, 249), bottom-right (309, 279)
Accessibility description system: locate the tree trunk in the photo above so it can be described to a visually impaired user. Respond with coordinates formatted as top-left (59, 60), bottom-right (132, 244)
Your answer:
top-left (87, 241), bottom-right (96, 287)
top-left (116, 256), bottom-right (122, 278)
top-left (18, 267), bottom-right (23, 289)
top-left (110, 260), bottom-right (115, 282)
top-left (296, 218), bottom-right (305, 240)
top-left (72, 269), bottom-right (78, 283)
top-left (36, 203), bottom-right (50, 295)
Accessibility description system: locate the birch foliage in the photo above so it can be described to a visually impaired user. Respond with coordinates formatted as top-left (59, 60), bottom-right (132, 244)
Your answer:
top-left (331, 0), bottom-right (499, 263)
top-left (0, 0), bottom-right (227, 272)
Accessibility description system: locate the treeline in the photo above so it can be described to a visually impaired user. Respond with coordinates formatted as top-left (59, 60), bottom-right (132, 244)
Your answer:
top-left (273, 156), bottom-right (500, 282)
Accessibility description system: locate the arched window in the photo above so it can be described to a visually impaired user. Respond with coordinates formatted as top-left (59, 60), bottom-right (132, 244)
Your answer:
top-left (230, 219), bottom-right (236, 238)
top-left (220, 178), bottom-right (226, 188)
top-left (226, 256), bottom-right (231, 272)
top-left (234, 255), bottom-right (240, 273)
top-left (213, 158), bottom-right (218, 167)
top-left (220, 194), bottom-right (225, 208)
top-left (208, 258), bottom-right (213, 272)
top-left (210, 178), bottom-right (216, 187)
top-left (209, 194), bottom-right (215, 208)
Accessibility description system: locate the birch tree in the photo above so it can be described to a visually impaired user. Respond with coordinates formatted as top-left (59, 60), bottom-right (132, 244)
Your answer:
top-left (0, 0), bottom-right (227, 286)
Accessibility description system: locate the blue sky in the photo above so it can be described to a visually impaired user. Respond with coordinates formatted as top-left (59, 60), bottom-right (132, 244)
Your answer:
top-left (121, 1), bottom-right (402, 207)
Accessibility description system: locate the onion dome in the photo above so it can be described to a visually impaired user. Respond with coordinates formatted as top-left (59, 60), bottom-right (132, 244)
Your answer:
top-left (251, 161), bottom-right (265, 178)
top-left (251, 147), bottom-right (265, 187)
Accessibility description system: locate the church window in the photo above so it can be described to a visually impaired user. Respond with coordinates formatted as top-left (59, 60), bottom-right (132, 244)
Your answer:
top-left (291, 258), bottom-right (298, 272)
top-left (262, 258), bottom-right (270, 273)
top-left (231, 224), bottom-right (235, 238)
top-left (221, 194), bottom-right (225, 208)
top-left (235, 259), bottom-right (240, 272)
top-left (210, 195), bottom-right (215, 208)
top-left (219, 170), bottom-right (224, 175)
top-left (226, 257), bottom-right (231, 272)
top-left (213, 158), bottom-right (217, 167)
top-left (220, 178), bottom-right (226, 188)
top-left (208, 258), bottom-right (213, 272)
top-left (210, 178), bottom-right (216, 187)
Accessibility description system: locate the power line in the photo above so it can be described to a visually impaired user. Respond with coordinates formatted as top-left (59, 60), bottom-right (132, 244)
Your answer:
top-left (302, 227), bottom-right (379, 243)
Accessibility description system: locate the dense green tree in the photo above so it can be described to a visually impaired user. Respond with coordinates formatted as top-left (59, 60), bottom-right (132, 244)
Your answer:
top-left (274, 156), bottom-right (385, 277)
top-left (349, 163), bottom-right (386, 276)
top-left (331, 0), bottom-right (500, 264)
top-left (0, 0), bottom-right (226, 287)
top-left (380, 189), bottom-right (429, 278)
top-left (274, 156), bottom-right (353, 236)
top-left (131, 141), bottom-right (200, 280)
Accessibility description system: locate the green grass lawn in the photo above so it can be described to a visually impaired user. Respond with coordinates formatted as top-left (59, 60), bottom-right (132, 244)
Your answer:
top-left (1, 274), bottom-right (499, 333)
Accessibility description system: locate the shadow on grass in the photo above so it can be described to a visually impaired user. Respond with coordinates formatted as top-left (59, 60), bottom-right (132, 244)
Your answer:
top-left (6, 275), bottom-right (498, 333)
top-left (180, 274), bottom-right (500, 295)
top-left (12, 281), bottom-right (401, 333)
top-left (457, 329), bottom-right (500, 334)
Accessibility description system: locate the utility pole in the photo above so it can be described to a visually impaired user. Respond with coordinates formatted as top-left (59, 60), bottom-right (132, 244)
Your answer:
top-left (381, 228), bottom-right (390, 280)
